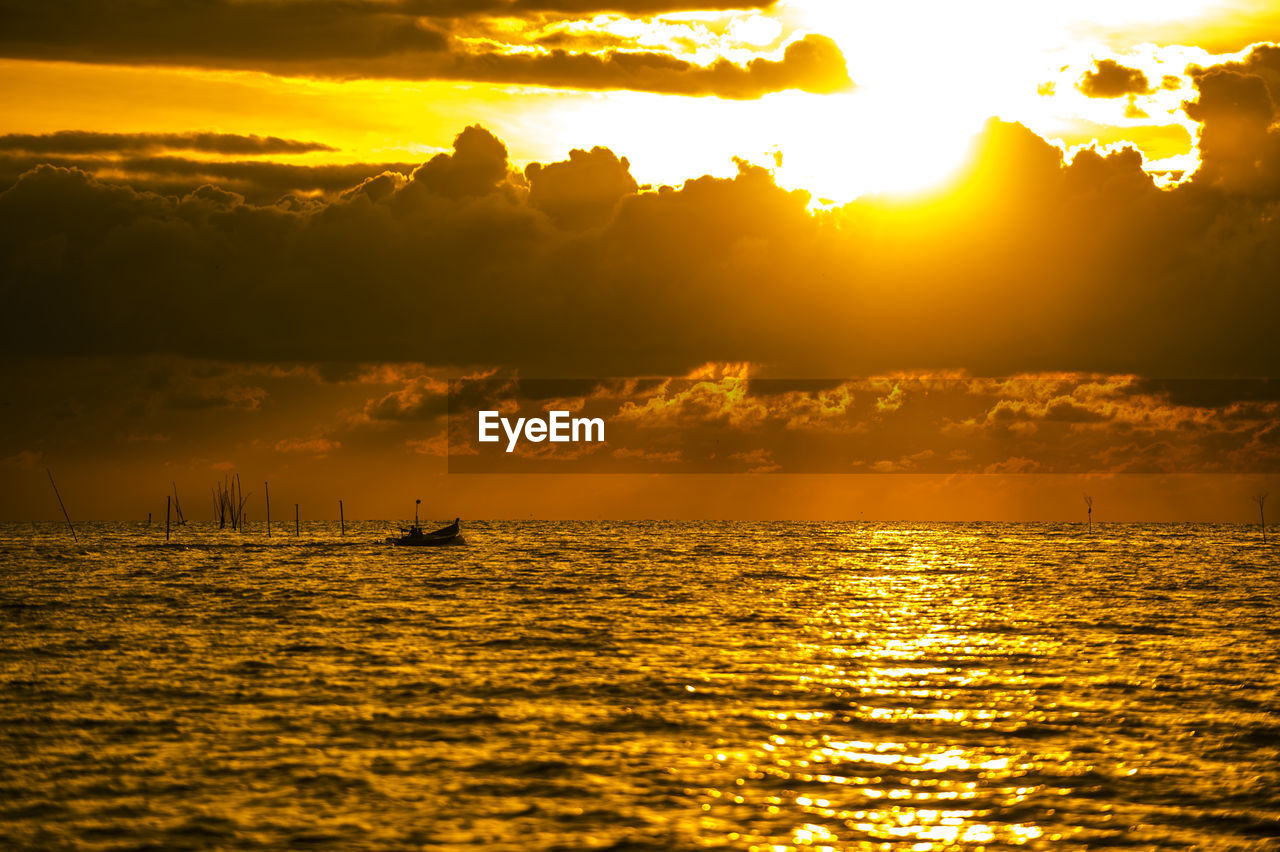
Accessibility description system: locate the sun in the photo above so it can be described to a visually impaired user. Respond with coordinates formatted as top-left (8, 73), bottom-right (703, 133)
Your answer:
top-left (746, 0), bottom-right (1241, 200)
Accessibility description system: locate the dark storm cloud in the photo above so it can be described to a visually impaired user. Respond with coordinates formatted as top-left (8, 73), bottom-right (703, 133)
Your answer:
top-left (0, 131), bottom-right (335, 156)
top-left (0, 1), bottom-right (848, 98)
top-left (4, 44), bottom-right (1280, 381)
top-left (1078, 58), bottom-right (1153, 98)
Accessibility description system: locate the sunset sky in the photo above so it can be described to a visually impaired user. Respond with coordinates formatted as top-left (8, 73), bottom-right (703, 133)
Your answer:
top-left (1, 0), bottom-right (1278, 521)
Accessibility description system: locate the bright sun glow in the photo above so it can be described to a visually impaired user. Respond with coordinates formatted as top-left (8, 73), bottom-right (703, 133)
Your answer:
top-left (768, 0), bottom-right (1227, 198)
top-left (518, 0), bottom-right (1236, 202)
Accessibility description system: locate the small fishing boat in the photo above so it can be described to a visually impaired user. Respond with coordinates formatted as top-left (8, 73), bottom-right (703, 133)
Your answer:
top-left (387, 500), bottom-right (466, 546)
top-left (386, 518), bottom-right (464, 547)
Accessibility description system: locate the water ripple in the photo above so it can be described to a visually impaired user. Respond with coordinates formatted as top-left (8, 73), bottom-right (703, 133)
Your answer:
top-left (0, 521), bottom-right (1277, 850)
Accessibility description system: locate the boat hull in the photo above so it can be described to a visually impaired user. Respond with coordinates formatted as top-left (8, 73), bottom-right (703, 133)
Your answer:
top-left (385, 533), bottom-right (466, 547)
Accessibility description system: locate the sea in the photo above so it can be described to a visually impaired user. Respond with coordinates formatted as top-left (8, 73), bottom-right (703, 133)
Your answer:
top-left (1, 521), bottom-right (1277, 851)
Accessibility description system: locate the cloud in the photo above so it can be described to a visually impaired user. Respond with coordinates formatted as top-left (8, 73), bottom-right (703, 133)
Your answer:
top-left (0, 131), bottom-right (335, 156)
top-left (274, 437), bottom-right (341, 456)
top-left (417, 33), bottom-right (851, 99)
top-left (407, 125), bottom-right (515, 199)
top-left (867, 449), bottom-right (934, 473)
top-left (1078, 58), bottom-right (1153, 98)
top-left (0, 154), bottom-right (422, 205)
top-left (1184, 60), bottom-right (1280, 195)
top-left (0, 1), bottom-right (848, 98)
top-left (526, 147), bottom-right (638, 229)
top-left (729, 448), bottom-right (780, 473)
top-left (438, 372), bottom-right (1279, 474)
top-left (363, 376), bottom-right (451, 422)
top-left (983, 457), bottom-right (1040, 475)
top-left (0, 1), bottom-right (450, 65)
top-left (164, 384), bottom-right (267, 411)
top-left (1197, 42), bottom-right (1280, 98)
top-left (4, 70), bottom-right (1280, 386)
top-left (612, 446), bottom-right (682, 463)
top-left (1123, 95), bottom-right (1148, 119)
top-left (496, 0), bottom-right (775, 12)
top-left (1, 356), bottom-right (1275, 487)
top-left (2, 450), bottom-right (43, 470)
top-left (1040, 119), bottom-right (1192, 164)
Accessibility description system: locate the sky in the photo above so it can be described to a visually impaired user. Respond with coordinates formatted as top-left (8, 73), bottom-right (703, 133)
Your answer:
top-left (0, 0), bottom-right (1278, 521)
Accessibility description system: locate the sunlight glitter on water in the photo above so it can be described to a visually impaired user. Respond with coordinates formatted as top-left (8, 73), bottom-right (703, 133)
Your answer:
top-left (1, 521), bottom-right (1277, 850)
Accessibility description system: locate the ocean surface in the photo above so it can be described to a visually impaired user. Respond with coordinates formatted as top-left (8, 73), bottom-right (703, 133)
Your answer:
top-left (1, 521), bottom-right (1277, 851)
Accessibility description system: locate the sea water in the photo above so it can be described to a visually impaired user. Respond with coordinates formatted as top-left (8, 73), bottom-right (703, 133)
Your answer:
top-left (1, 521), bottom-right (1277, 850)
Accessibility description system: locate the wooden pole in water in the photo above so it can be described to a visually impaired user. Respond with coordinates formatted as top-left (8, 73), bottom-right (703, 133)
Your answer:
top-left (1257, 493), bottom-right (1269, 544)
top-left (265, 481), bottom-right (271, 537)
top-left (166, 495), bottom-right (171, 543)
top-left (46, 469), bottom-right (77, 544)
top-left (339, 500), bottom-right (345, 536)
top-left (172, 482), bottom-right (185, 525)
top-left (234, 473), bottom-right (243, 532)
top-left (295, 503), bottom-right (300, 537)
top-left (147, 512), bottom-right (151, 526)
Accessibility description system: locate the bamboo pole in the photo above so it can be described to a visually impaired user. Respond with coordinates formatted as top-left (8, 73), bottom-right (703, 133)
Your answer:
top-left (166, 495), bottom-right (171, 543)
top-left (265, 481), bottom-right (271, 537)
top-left (339, 500), bottom-right (345, 536)
top-left (46, 469), bottom-right (77, 544)
top-left (172, 482), bottom-right (185, 525)
top-left (295, 503), bottom-right (300, 537)
top-left (234, 474), bottom-right (243, 531)
top-left (1257, 493), bottom-right (1269, 544)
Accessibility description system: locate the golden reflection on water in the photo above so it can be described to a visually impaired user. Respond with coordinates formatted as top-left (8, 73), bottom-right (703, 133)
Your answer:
top-left (696, 533), bottom-right (1076, 850)
top-left (696, 716), bottom-right (1057, 849)
top-left (2, 522), bottom-right (1278, 850)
